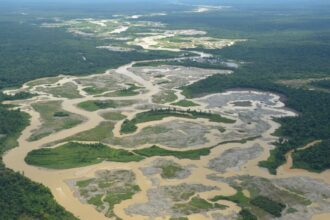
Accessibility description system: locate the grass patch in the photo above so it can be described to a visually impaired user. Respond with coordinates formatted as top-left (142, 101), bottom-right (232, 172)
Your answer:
top-left (152, 90), bottom-right (178, 104)
top-left (25, 142), bottom-right (144, 169)
top-left (30, 101), bottom-right (84, 141)
top-left (76, 179), bottom-right (94, 188)
top-left (211, 189), bottom-right (250, 206)
top-left (26, 77), bottom-right (62, 87)
top-left (160, 164), bottom-right (184, 179)
top-left (65, 122), bottom-right (114, 142)
top-left (77, 100), bottom-right (118, 111)
top-left (87, 194), bottom-right (103, 208)
top-left (172, 100), bottom-right (199, 107)
top-left (100, 112), bottom-right (126, 121)
top-left (83, 86), bottom-right (107, 95)
top-left (105, 84), bottom-right (141, 97)
top-left (120, 109), bottom-right (235, 134)
top-left (37, 82), bottom-right (82, 99)
top-left (104, 186), bottom-right (140, 211)
top-left (170, 217), bottom-right (188, 220)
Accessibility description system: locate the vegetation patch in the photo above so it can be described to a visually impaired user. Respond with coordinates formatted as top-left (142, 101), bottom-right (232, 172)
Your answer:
top-left (173, 196), bottom-right (225, 215)
top-left (134, 145), bottom-right (211, 160)
top-left (78, 100), bottom-right (133, 112)
top-left (212, 190), bottom-right (286, 217)
top-left (250, 196), bottom-right (286, 217)
top-left (120, 109), bottom-right (234, 134)
top-left (211, 189), bottom-right (250, 206)
top-left (160, 164), bottom-right (184, 179)
top-left (310, 79), bottom-right (330, 90)
top-left (152, 90), bottom-right (178, 104)
top-left (30, 101), bottom-right (84, 141)
top-left (37, 82), bottom-right (82, 99)
top-left (104, 84), bottom-right (141, 97)
top-left (171, 100), bottom-right (199, 107)
top-left (78, 100), bottom-right (117, 111)
top-left (209, 175), bottom-right (311, 219)
top-left (65, 121), bottom-right (114, 143)
top-left (53, 111), bottom-right (70, 117)
top-left (0, 91), bottom-right (34, 101)
top-left (292, 140), bottom-right (330, 172)
top-left (83, 86), bottom-right (108, 95)
top-left (100, 112), bottom-right (126, 121)
top-left (75, 170), bottom-right (140, 219)
top-left (25, 142), bottom-right (144, 169)
top-left (26, 77), bottom-right (62, 88)
top-left (239, 209), bottom-right (257, 220)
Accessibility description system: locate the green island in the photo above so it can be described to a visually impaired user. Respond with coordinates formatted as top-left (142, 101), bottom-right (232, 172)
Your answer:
top-left (25, 142), bottom-right (144, 169)
top-left (77, 100), bottom-right (133, 112)
top-left (25, 143), bottom-right (215, 169)
top-left (120, 109), bottom-right (235, 134)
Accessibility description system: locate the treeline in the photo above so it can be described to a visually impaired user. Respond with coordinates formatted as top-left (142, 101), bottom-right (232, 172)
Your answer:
top-left (292, 140), bottom-right (330, 172)
top-left (311, 79), bottom-right (330, 89)
top-left (0, 163), bottom-right (77, 220)
top-left (0, 91), bottom-right (33, 102)
top-left (0, 108), bottom-right (28, 145)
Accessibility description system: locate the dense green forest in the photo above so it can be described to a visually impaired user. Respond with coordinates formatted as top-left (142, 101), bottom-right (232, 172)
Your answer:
top-left (250, 196), bottom-right (286, 217)
top-left (292, 140), bottom-right (330, 172)
top-left (311, 79), bottom-right (330, 90)
top-left (0, 163), bottom-right (77, 220)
